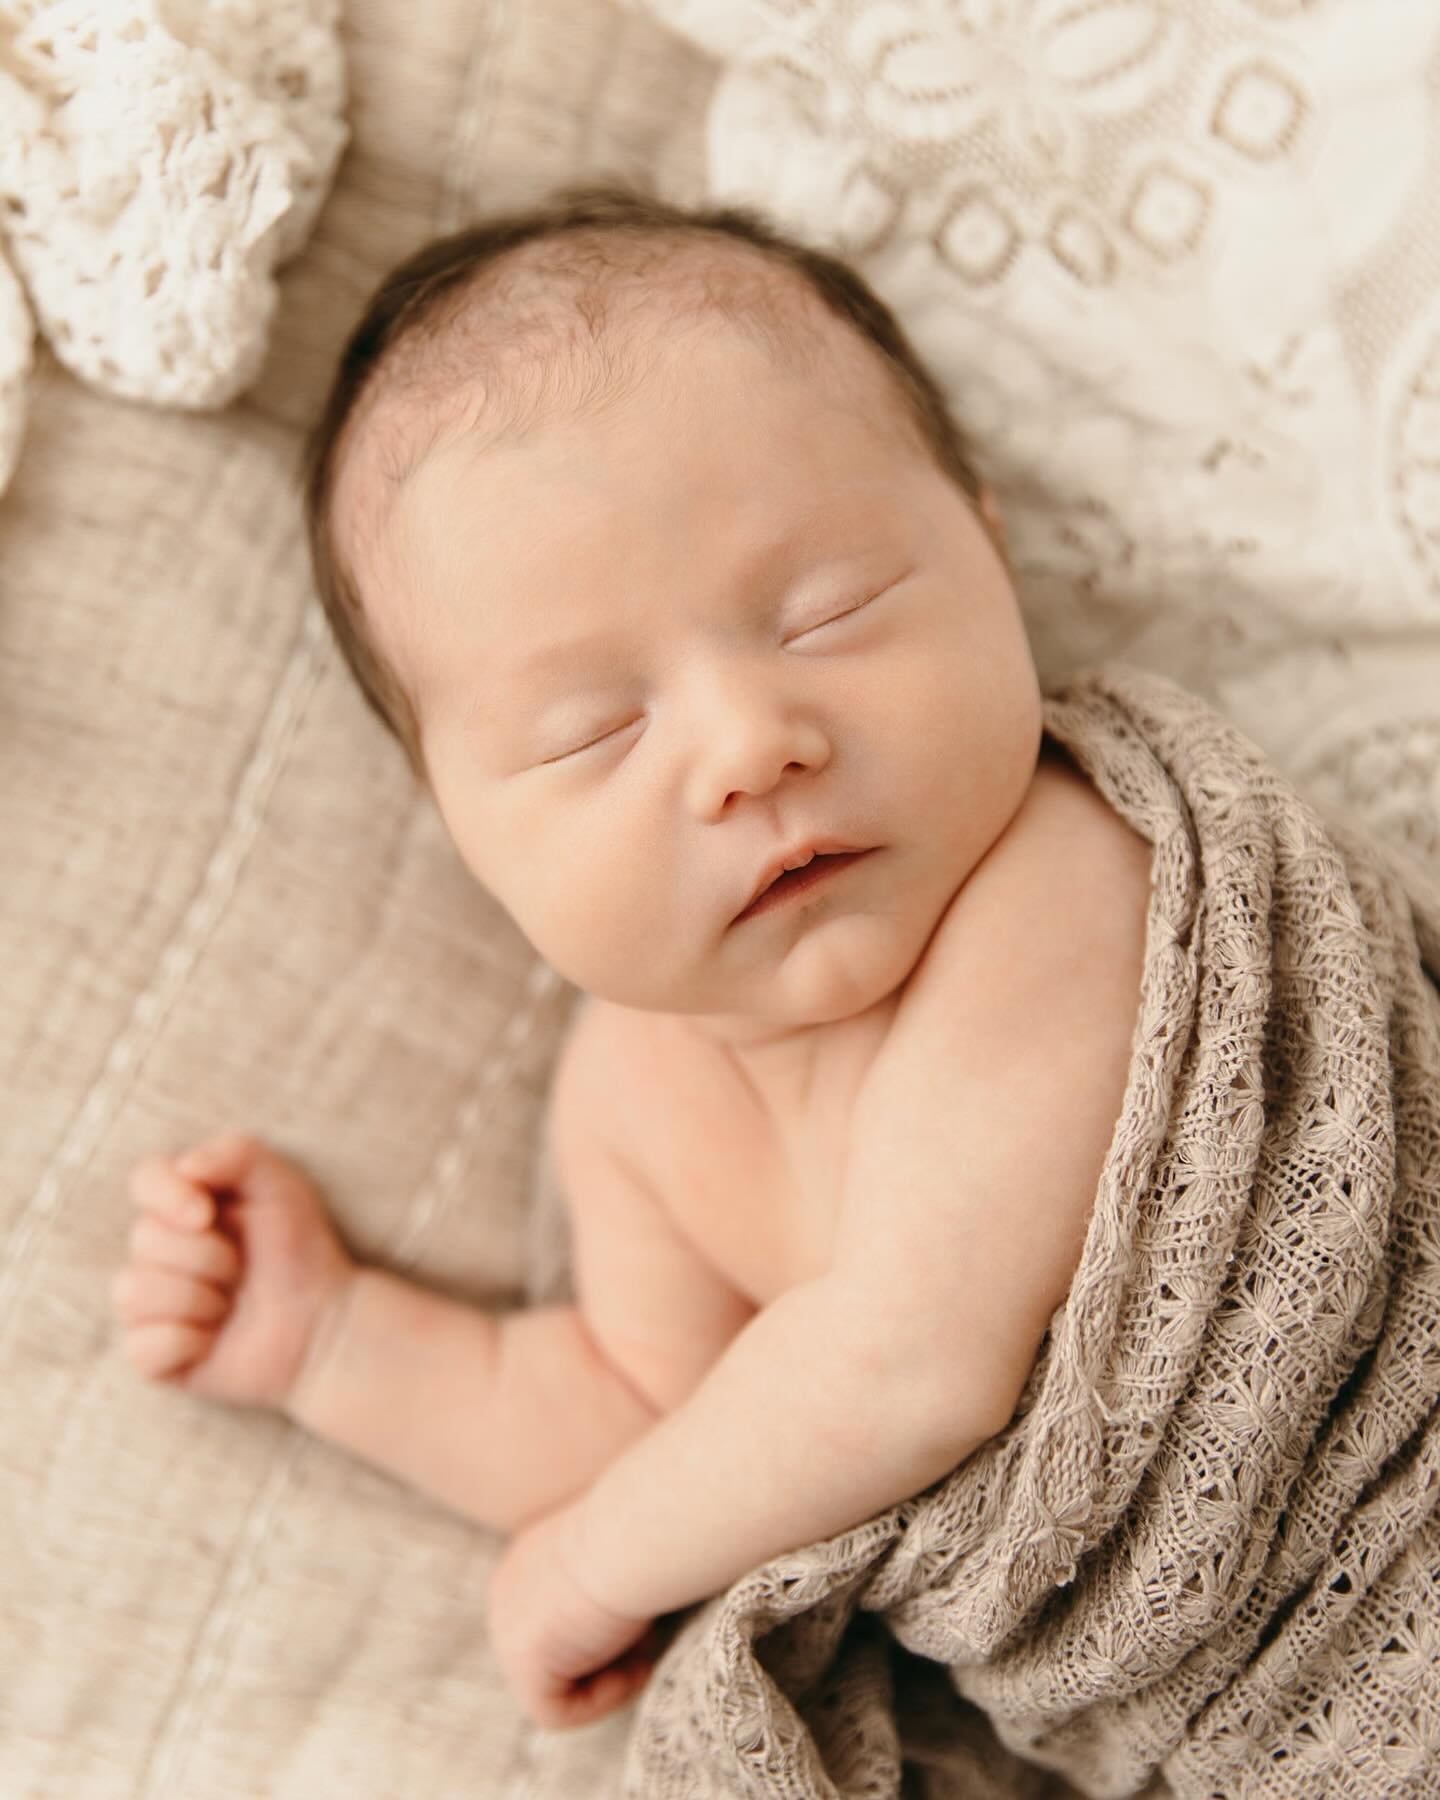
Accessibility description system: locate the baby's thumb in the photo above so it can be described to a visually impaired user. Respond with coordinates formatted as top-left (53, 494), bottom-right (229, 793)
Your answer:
top-left (173, 1132), bottom-right (261, 1190)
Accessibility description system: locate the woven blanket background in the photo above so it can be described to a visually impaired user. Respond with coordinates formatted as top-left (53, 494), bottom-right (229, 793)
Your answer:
top-left (578, 660), bottom-right (1440, 1800)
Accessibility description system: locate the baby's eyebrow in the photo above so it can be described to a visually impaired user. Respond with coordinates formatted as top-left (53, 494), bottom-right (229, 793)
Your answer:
top-left (506, 506), bottom-right (880, 689)
top-left (513, 626), bottom-right (632, 686)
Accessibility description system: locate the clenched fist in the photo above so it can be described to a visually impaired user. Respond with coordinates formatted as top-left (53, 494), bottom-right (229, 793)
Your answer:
top-left (111, 1132), bottom-right (358, 1412)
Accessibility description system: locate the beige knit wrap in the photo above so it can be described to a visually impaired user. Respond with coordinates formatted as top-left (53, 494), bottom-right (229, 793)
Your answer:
top-left (610, 662), bottom-right (1440, 1799)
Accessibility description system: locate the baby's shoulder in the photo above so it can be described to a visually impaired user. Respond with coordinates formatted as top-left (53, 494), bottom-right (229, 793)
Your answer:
top-left (887, 742), bottom-right (1153, 1080)
top-left (951, 740), bottom-right (1148, 960)
top-left (1024, 734), bottom-right (1153, 879)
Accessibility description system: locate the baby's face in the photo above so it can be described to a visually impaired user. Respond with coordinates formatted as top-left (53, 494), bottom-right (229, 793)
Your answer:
top-left (364, 324), bottom-right (1042, 1039)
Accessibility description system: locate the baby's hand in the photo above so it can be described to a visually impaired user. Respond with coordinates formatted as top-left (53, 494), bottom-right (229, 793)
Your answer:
top-left (111, 1133), bottom-right (357, 1413)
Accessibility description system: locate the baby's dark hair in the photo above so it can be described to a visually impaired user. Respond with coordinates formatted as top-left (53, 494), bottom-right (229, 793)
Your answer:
top-left (299, 180), bottom-right (986, 786)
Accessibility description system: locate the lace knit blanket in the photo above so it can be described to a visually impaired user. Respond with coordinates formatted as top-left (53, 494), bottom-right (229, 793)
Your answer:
top-left (0, 0), bottom-right (346, 493)
top-left (620, 661), bottom-right (1440, 1800)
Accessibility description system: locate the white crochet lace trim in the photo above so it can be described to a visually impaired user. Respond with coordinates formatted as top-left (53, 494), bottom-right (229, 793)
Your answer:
top-left (0, 0), bottom-right (347, 492)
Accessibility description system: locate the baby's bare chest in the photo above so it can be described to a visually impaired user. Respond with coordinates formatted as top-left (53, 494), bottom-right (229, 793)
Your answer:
top-left (648, 1010), bottom-right (894, 1307)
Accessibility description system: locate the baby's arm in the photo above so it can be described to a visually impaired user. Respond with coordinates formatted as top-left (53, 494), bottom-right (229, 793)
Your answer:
top-left (565, 1273), bottom-right (1004, 1620)
top-left (112, 1134), bottom-right (999, 1617)
top-left (287, 1264), bottom-right (661, 1534)
top-left (249, 1181), bottom-right (992, 1621)
top-left (113, 1134), bottom-right (660, 1537)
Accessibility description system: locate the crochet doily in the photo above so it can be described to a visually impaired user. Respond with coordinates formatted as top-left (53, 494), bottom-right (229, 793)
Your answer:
top-left (0, 0), bottom-right (347, 492)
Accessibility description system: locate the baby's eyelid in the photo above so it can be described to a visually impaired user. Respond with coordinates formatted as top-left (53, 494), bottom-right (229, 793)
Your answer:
top-left (544, 714), bottom-right (640, 764)
top-left (791, 583), bottom-right (887, 638)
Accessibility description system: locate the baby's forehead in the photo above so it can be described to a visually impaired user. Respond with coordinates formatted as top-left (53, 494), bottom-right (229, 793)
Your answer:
top-left (332, 239), bottom-right (911, 577)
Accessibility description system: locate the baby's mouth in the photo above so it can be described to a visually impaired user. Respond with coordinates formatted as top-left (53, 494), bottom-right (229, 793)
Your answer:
top-left (733, 848), bottom-right (875, 925)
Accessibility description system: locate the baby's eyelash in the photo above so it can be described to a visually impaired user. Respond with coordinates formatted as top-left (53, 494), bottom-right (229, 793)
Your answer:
top-left (793, 589), bottom-right (881, 638)
top-left (553, 720), bottom-right (632, 761)
top-left (786, 572), bottom-right (913, 645)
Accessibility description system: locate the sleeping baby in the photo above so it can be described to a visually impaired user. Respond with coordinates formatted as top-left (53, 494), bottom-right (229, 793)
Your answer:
top-left (108, 184), bottom-right (1158, 1728)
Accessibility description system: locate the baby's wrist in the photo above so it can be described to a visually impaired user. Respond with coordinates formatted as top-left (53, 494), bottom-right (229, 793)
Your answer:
top-left (282, 1262), bottom-right (363, 1425)
top-left (555, 1495), bottom-right (651, 1624)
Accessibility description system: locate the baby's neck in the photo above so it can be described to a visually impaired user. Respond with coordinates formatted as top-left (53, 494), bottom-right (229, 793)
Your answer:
top-left (684, 994), bottom-right (899, 1136)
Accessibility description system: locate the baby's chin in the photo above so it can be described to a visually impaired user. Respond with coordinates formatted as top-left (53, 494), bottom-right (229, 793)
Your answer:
top-left (666, 906), bottom-right (926, 1033)
top-left (763, 943), bottom-right (916, 1027)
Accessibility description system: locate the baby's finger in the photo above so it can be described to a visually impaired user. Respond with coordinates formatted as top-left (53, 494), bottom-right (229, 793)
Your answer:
top-left (111, 1265), bottom-right (229, 1328)
top-left (126, 1213), bottom-right (242, 1286)
top-left (127, 1157), bottom-right (213, 1230)
top-left (546, 1657), bottom-right (653, 1731)
top-left (120, 1319), bottom-right (215, 1381)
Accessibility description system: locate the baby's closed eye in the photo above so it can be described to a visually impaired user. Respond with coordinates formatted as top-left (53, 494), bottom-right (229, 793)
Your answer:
top-left (539, 574), bottom-right (912, 765)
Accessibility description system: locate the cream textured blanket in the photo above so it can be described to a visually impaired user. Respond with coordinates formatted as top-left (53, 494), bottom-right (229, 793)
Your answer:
top-left (620, 662), bottom-right (1440, 1800)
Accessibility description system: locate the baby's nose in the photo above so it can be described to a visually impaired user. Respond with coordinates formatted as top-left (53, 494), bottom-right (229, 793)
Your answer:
top-left (686, 706), bottom-right (830, 817)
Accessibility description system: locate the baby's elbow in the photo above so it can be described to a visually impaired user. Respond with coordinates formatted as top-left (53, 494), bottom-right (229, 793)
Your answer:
top-left (837, 1300), bottom-right (1020, 1466)
top-left (909, 1361), bottom-right (1019, 1464)
top-left (909, 1304), bottom-right (1052, 1455)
